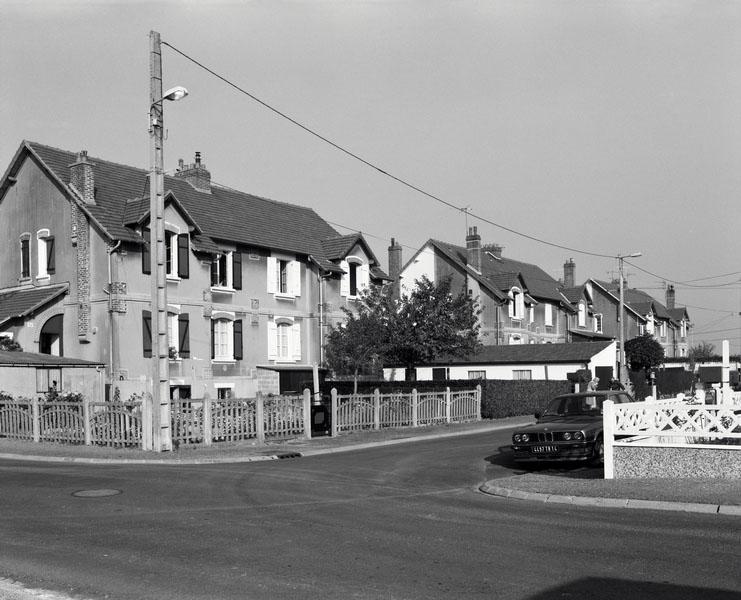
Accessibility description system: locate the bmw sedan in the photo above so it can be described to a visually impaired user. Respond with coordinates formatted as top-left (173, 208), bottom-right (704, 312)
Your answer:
top-left (511, 390), bottom-right (634, 464)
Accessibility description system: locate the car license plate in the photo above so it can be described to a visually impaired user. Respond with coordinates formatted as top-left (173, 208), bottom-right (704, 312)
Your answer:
top-left (532, 445), bottom-right (558, 454)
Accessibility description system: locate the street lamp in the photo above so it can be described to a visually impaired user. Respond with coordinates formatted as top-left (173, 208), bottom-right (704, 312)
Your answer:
top-left (148, 30), bottom-right (188, 451)
top-left (617, 252), bottom-right (642, 386)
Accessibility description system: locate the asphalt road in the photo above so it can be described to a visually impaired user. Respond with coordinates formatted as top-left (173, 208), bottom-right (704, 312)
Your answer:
top-left (0, 429), bottom-right (739, 600)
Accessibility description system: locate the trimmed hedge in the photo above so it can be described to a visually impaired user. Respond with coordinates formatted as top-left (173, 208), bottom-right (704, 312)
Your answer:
top-left (322, 379), bottom-right (572, 419)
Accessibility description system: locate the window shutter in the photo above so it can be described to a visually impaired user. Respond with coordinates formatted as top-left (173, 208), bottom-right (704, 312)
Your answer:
top-left (507, 295), bottom-right (514, 318)
top-left (290, 260), bottom-right (301, 297)
top-left (210, 319), bottom-right (215, 360)
top-left (359, 263), bottom-right (370, 292)
top-left (340, 260), bottom-right (350, 297)
top-left (142, 228), bottom-right (151, 274)
top-left (233, 252), bottom-right (242, 290)
top-left (233, 319), bottom-right (243, 360)
top-left (21, 238), bottom-right (30, 278)
top-left (267, 257), bottom-right (277, 294)
top-left (267, 321), bottom-right (278, 359)
top-left (210, 257), bottom-right (218, 286)
top-left (178, 313), bottom-right (190, 358)
top-left (142, 310), bottom-right (152, 357)
top-left (177, 234), bottom-right (189, 279)
top-left (46, 237), bottom-right (55, 273)
top-left (291, 321), bottom-right (302, 361)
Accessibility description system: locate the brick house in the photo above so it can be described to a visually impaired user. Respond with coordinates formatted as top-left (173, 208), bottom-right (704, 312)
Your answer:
top-left (394, 227), bottom-right (575, 346)
top-left (0, 141), bottom-right (388, 399)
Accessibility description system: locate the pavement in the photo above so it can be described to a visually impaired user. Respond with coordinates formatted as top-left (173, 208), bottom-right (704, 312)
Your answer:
top-left (1, 416), bottom-right (740, 516)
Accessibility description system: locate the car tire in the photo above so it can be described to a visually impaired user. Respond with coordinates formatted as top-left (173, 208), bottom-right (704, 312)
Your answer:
top-left (591, 436), bottom-right (604, 466)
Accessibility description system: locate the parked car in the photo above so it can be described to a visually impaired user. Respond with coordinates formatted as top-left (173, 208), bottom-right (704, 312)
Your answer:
top-left (511, 391), bottom-right (634, 465)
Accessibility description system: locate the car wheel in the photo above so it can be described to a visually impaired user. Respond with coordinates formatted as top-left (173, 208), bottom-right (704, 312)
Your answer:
top-left (591, 436), bottom-right (604, 466)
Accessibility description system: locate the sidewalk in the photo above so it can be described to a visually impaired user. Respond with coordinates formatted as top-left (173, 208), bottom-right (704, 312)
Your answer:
top-left (1, 417), bottom-right (739, 515)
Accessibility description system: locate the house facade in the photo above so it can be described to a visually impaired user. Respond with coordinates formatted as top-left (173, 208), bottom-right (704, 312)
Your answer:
top-left (0, 141), bottom-right (388, 399)
top-left (396, 227), bottom-right (575, 346)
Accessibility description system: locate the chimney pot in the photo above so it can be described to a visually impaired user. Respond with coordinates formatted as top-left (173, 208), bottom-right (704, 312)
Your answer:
top-left (174, 151), bottom-right (211, 193)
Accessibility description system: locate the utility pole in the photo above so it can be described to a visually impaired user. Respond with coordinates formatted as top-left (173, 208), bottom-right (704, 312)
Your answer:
top-left (617, 252), bottom-right (641, 386)
top-left (149, 30), bottom-right (171, 451)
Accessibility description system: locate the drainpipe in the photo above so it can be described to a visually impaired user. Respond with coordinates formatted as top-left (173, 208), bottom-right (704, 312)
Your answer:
top-left (107, 241), bottom-right (122, 381)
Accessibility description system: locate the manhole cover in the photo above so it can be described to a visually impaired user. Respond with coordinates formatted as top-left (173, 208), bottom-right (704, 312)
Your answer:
top-left (72, 489), bottom-right (122, 498)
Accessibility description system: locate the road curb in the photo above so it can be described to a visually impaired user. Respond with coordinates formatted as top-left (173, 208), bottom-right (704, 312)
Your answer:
top-left (478, 481), bottom-right (739, 516)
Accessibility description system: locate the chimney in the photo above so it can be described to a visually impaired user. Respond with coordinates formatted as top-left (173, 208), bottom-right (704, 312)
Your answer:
top-left (563, 258), bottom-right (576, 288)
top-left (388, 237), bottom-right (402, 299)
top-left (174, 151), bottom-right (211, 193)
top-left (465, 226), bottom-right (481, 273)
top-left (69, 150), bottom-right (96, 205)
top-left (666, 284), bottom-right (675, 309)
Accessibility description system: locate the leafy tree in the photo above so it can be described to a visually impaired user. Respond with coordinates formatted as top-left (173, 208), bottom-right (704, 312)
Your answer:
top-left (624, 334), bottom-right (665, 372)
top-left (0, 336), bottom-right (22, 352)
top-left (386, 276), bottom-right (481, 381)
top-left (324, 276), bottom-right (481, 386)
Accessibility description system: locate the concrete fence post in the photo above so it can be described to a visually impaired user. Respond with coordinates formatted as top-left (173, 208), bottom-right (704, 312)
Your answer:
top-left (303, 389), bottom-right (312, 440)
top-left (83, 395), bottom-right (91, 446)
top-left (203, 394), bottom-right (212, 446)
top-left (331, 388), bottom-right (338, 437)
top-left (374, 388), bottom-right (381, 430)
top-left (603, 399), bottom-right (615, 479)
top-left (476, 385), bottom-right (482, 421)
top-left (32, 397), bottom-right (40, 443)
top-left (445, 387), bottom-right (451, 423)
top-left (256, 392), bottom-right (265, 445)
top-left (412, 389), bottom-right (418, 427)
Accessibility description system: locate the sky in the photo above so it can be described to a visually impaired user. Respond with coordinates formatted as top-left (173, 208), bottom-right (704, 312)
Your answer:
top-left (2, 1), bottom-right (741, 352)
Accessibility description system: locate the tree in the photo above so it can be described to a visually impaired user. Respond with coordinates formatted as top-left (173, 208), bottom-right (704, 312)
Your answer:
top-left (624, 334), bottom-right (665, 373)
top-left (0, 336), bottom-right (21, 352)
top-left (386, 276), bottom-right (481, 381)
top-left (689, 341), bottom-right (716, 362)
top-left (324, 276), bottom-right (481, 386)
top-left (324, 285), bottom-right (393, 393)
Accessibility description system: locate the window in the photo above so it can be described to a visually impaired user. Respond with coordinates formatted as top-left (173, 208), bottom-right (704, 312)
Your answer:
top-left (646, 315), bottom-right (655, 334)
top-left (639, 323), bottom-right (646, 336)
top-left (37, 229), bottom-right (54, 278)
top-left (268, 318), bottom-right (301, 362)
top-left (513, 370), bottom-right (532, 380)
top-left (142, 310), bottom-right (190, 358)
top-left (658, 321), bottom-right (667, 338)
top-left (508, 287), bottom-right (524, 320)
top-left (142, 228), bottom-right (188, 278)
top-left (544, 303), bottom-right (553, 327)
top-left (578, 302), bottom-right (586, 327)
top-left (216, 384), bottom-right (234, 400)
top-left (267, 256), bottom-right (301, 297)
top-left (211, 251), bottom-right (242, 290)
top-left (432, 367), bottom-right (449, 381)
top-left (680, 320), bottom-right (687, 339)
top-left (341, 258), bottom-right (369, 298)
top-left (594, 313), bottom-right (603, 333)
top-left (529, 306), bottom-right (534, 324)
top-left (468, 370), bottom-right (486, 380)
top-left (211, 315), bottom-right (243, 362)
top-left (20, 234), bottom-right (30, 279)
top-left (36, 368), bottom-right (62, 393)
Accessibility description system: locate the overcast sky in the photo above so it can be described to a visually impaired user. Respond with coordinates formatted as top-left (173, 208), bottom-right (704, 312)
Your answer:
top-left (2, 1), bottom-right (741, 351)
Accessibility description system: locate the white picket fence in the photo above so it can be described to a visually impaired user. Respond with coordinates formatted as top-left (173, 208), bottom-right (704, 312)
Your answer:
top-left (603, 396), bottom-right (741, 478)
top-left (332, 386), bottom-right (481, 434)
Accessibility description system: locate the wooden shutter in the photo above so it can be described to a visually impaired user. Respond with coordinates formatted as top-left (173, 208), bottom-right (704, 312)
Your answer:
top-left (266, 257), bottom-right (277, 293)
top-left (210, 256), bottom-right (218, 286)
top-left (177, 234), bottom-right (189, 279)
top-left (267, 321), bottom-right (277, 359)
top-left (290, 260), bottom-right (301, 297)
top-left (178, 313), bottom-right (190, 358)
top-left (21, 238), bottom-right (30, 278)
top-left (142, 228), bottom-right (151, 274)
top-left (359, 263), bottom-right (370, 292)
top-left (210, 319), bottom-right (215, 359)
top-left (233, 319), bottom-right (243, 360)
top-left (46, 237), bottom-right (55, 273)
top-left (232, 252), bottom-right (242, 290)
top-left (142, 310), bottom-right (152, 357)
top-left (340, 260), bottom-right (350, 297)
top-left (291, 321), bottom-right (302, 361)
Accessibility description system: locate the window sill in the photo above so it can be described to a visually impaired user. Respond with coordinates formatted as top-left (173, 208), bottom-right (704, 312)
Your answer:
top-left (166, 275), bottom-right (181, 283)
top-left (36, 275), bottom-right (50, 282)
top-left (211, 286), bottom-right (236, 295)
top-left (274, 293), bottom-right (296, 301)
top-left (212, 359), bottom-right (237, 365)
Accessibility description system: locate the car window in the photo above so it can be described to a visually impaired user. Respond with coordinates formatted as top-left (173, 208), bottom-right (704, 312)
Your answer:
top-left (543, 396), bottom-right (602, 417)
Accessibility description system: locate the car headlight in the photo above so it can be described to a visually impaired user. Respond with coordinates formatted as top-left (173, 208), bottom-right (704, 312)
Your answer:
top-left (521, 433), bottom-right (530, 442)
top-left (563, 432), bottom-right (572, 441)
top-left (513, 434), bottom-right (521, 443)
top-left (573, 431), bottom-right (584, 441)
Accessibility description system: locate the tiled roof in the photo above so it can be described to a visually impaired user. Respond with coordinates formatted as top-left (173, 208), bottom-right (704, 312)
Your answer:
top-left (0, 284), bottom-right (68, 327)
top-left (427, 240), bottom-right (564, 303)
top-left (429, 341), bottom-right (614, 365)
top-left (321, 234), bottom-right (362, 260)
top-left (595, 280), bottom-right (675, 321)
top-left (561, 285), bottom-right (585, 304)
top-left (0, 350), bottom-right (103, 366)
top-left (21, 142), bottom-right (382, 272)
top-left (667, 307), bottom-right (690, 321)
top-left (569, 329), bottom-right (614, 341)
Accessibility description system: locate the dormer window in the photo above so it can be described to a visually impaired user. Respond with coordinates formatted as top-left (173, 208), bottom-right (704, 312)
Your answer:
top-left (508, 287), bottom-right (524, 320)
top-left (593, 313), bottom-right (603, 333)
top-left (36, 229), bottom-right (54, 279)
top-left (577, 302), bottom-right (586, 327)
top-left (267, 255), bottom-right (301, 298)
top-left (341, 258), bottom-right (369, 298)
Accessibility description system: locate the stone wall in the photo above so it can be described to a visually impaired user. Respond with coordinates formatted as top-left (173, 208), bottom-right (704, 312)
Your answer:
top-left (614, 444), bottom-right (741, 478)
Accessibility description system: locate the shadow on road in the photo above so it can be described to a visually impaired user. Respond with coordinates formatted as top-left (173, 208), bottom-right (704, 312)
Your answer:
top-left (485, 445), bottom-right (604, 479)
top-left (526, 577), bottom-right (741, 600)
